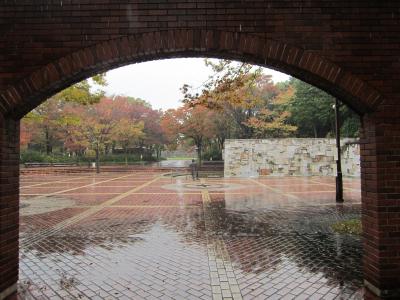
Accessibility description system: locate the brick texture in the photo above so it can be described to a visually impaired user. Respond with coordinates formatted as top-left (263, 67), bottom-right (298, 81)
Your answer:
top-left (361, 111), bottom-right (400, 298)
top-left (0, 117), bottom-right (19, 299)
top-left (0, 1), bottom-right (400, 298)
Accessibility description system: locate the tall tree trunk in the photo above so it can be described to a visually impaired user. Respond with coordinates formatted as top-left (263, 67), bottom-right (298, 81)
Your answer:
top-left (95, 144), bottom-right (100, 173)
top-left (45, 127), bottom-right (52, 154)
top-left (313, 124), bottom-right (318, 138)
top-left (124, 146), bottom-right (128, 166)
top-left (155, 146), bottom-right (160, 160)
top-left (218, 137), bottom-right (224, 151)
top-left (197, 144), bottom-right (202, 166)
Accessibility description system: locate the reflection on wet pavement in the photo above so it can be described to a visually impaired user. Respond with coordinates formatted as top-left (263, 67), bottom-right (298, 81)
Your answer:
top-left (19, 172), bottom-right (363, 299)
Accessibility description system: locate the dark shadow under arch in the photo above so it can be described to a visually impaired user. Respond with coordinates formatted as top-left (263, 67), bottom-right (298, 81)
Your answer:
top-left (0, 29), bottom-right (383, 118)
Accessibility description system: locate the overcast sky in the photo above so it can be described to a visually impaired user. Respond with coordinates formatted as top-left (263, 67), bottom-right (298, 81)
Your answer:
top-left (104, 58), bottom-right (290, 111)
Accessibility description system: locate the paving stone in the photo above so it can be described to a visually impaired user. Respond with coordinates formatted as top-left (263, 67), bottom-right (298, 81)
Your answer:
top-left (18, 173), bottom-right (363, 299)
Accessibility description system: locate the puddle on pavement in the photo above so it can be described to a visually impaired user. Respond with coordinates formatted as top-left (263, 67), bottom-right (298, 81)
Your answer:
top-left (205, 201), bottom-right (363, 298)
top-left (20, 196), bottom-right (76, 216)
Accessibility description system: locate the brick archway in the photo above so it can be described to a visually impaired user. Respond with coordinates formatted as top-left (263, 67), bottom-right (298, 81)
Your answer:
top-left (0, 27), bottom-right (399, 300)
top-left (0, 29), bottom-right (383, 118)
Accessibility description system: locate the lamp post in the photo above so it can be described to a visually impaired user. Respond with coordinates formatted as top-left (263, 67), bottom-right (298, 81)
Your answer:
top-left (334, 98), bottom-right (344, 203)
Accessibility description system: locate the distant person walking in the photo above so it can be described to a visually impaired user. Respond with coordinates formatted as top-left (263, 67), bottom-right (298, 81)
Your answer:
top-left (190, 159), bottom-right (199, 180)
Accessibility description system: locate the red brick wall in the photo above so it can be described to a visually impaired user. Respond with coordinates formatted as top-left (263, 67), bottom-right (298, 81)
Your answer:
top-left (0, 29), bottom-right (383, 118)
top-left (0, 1), bottom-right (399, 96)
top-left (0, 117), bottom-right (19, 299)
top-left (0, 1), bottom-right (400, 298)
top-left (361, 110), bottom-right (400, 297)
top-left (1, 1), bottom-right (397, 116)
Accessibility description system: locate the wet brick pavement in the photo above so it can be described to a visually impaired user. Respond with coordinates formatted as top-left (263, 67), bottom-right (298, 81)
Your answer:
top-left (19, 172), bottom-right (363, 299)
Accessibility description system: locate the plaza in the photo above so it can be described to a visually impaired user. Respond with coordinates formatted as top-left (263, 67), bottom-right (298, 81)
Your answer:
top-left (19, 171), bottom-right (361, 299)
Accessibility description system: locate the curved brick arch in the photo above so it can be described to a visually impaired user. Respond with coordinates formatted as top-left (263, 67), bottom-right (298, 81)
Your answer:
top-left (0, 29), bottom-right (383, 118)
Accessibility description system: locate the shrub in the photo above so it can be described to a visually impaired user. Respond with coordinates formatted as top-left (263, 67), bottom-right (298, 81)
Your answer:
top-left (20, 150), bottom-right (160, 165)
top-left (331, 219), bottom-right (361, 235)
top-left (202, 146), bottom-right (223, 161)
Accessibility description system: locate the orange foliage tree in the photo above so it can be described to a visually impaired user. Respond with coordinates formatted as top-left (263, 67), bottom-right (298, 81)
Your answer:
top-left (161, 104), bottom-right (216, 164)
top-left (182, 59), bottom-right (295, 139)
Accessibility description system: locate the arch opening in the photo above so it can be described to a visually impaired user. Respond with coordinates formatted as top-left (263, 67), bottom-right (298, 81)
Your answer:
top-left (16, 56), bottom-right (365, 299)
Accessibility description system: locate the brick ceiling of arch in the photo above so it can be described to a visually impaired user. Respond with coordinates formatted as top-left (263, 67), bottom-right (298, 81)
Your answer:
top-left (1, 1), bottom-right (398, 117)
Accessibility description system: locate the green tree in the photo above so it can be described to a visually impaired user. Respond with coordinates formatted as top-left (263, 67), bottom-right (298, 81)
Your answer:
top-left (339, 105), bottom-right (361, 137)
top-left (288, 79), bottom-right (335, 138)
top-left (55, 74), bottom-right (106, 105)
top-left (288, 79), bottom-right (360, 137)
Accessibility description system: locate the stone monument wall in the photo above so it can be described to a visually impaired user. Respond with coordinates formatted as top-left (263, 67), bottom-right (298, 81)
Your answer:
top-left (224, 139), bottom-right (360, 178)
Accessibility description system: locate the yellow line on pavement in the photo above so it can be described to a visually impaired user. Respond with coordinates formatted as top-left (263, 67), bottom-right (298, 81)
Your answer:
top-left (249, 178), bottom-right (300, 199)
top-left (200, 181), bottom-right (244, 299)
top-left (20, 193), bottom-right (120, 196)
top-left (207, 192), bottom-right (289, 195)
top-left (200, 179), bottom-right (211, 204)
top-left (69, 205), bottom-right (199, 208)
top-left (289, 190), bottom-right (335, 194)
top-left (118, 192), bottom-right (202, 195)
top-left (201, 190), bottom-right (211, 204)
top-left (82, 185), bottom-right (149, 188)
top-left (22, 175), bottom-right (162, 246)
top-left (25, 172), bottom-right (150, 201)
top-left (22, 175), bottom-right (88, 188)
top-left (52, 176), bottom-right (161, 225)
top-left (55, 178), bottom-right (162, 227)
top-left (309, 179), bottom-right (361, 192)
top-left (21, 192), bottom-right (205, 196)
top-left (110, 205), bottom-right (199, 208)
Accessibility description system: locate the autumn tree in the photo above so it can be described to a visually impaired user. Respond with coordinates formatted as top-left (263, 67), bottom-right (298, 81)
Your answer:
top-left (20, 114), bottom-right (39, 150)
top-left (21, 74), bottom-right (107, 154)
top-left (210, 110), bottom-right (234, 152)
top-left (55, 74), bottom-right (106, 105)
top-left (244, 84), bottom-right (297, 138)
top-left (162, 104), bottom-right (216, 164)
top-left (59, 98), bottom-right (118, 172)
top-left (160, 108), bottom-right (182, 151)
top-left (58, 105), bottom-right (90, 157)
top-left (24, 100), bottom-right (63, 154)
top-left (176, 105), bottom-right (214, 164)
top-left (112, 119), bottom-right (145, 165)
top-left (112, 96), bottom-right (166, 159)
top-left (182, 59), bottom-right (288, 140)
top-left (182, 60), bottom-right (264, 138)
top-left (139, 109), bottom-right (165, 160)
